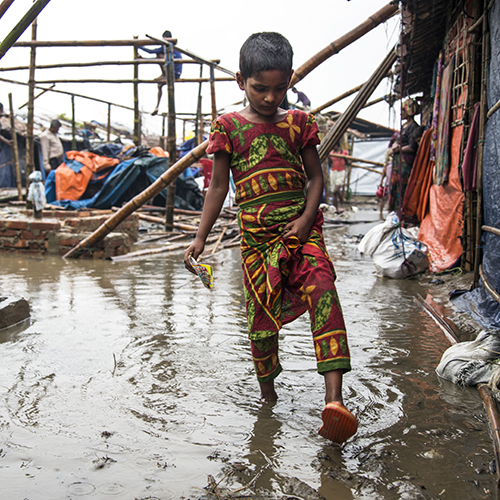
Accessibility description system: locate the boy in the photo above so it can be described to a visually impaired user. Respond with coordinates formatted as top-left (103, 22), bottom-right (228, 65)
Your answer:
top-left (184, 32), bottom-right (357, 444)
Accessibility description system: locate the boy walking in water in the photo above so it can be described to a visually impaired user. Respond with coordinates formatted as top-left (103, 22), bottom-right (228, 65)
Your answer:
top-left (184, 32), bottom-right (357, 444)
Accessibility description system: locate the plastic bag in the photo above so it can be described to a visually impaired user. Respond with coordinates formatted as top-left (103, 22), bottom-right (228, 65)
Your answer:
top-left (358, 212), bottom-right (429, 279)
top-left (436, 330), bottom-right (500, 386)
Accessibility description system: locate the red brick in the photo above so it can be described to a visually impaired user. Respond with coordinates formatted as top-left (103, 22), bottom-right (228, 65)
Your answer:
top-left (21, 230), bottom-right (35, 239)
top-left (59, 236), bottom-right (82, 247)
top-left (1, 229), bottom-right (19, 237)
top-left (30, 221), bottom-right (60, 231)
top-left (5, 220), bottom-right (28, 230)
top-left (14, 239), bottom-right (27, 248)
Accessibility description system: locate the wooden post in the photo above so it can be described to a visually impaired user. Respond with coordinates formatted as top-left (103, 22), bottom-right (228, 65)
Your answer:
top-left (210, 62), bottom-right (217, 123)
top-left (8, 94), bottom-right (22, 201)
top-left (71, 95), bottom-right (76, 150)
top-left (165, 41), bottom-right (177, 230)
top-left (107, 103), bottom-right (111, 142)
top-left (473, 0), bottom-right (489, 288)
top-left (133, 36), bottom-right (140, 146)
top-left (162, 113), bottom-right (166, 150)
top-left (25, 19), bottom-right (37, 187)
top-left (194, 64), bottom-right (203, 147)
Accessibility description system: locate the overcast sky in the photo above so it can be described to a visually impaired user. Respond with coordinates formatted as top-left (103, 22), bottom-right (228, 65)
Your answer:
top-left (0, 0), bottom-right (400, 139)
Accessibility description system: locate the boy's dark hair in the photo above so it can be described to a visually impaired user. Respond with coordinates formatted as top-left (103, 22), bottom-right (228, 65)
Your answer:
top-left (162, 30), bottom-right (172, 38)
top-left (239, 32), bottom-right (293, 80)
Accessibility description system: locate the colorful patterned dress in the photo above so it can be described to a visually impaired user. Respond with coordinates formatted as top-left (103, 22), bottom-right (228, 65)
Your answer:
top-left (206, 110), bottom-right (351, 382)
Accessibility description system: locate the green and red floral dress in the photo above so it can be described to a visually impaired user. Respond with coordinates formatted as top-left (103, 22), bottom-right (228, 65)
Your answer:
top-left (207, 110), bottom-right (351, 381)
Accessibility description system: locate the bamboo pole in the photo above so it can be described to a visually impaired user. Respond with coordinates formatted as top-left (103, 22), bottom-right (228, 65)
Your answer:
top-left (210, 62), bottom-right (217, 123)
top-left (25, 18), bottom-right (36, 183)
top-left (350, 163), bottom-right (383, 175)
top-left (165, 41), bottom-right (177, 231)
top-left (63, 140), bottom-right (209, 259)
top-left (477, 384), bottom-right (500, 488)
top-left (0, 75), bottom-right (137, 111)
top-left (133, 37), bottom-right (140, 146)
top-left (311, 84), bottom-right (364, 115)
top-left (329, 152), bottom-right (383, 167)
top-left (107, 103), bottom-right (111, 142)
top-left (0, 0), bottom-right (15, 19)
top-left (195, 64), bottom-right (203, 146)
top-left (479, 265), bottom-right (500, 304)
top-left (13, 38), bottom-right (176, 48)
top-left (289, 2), bottom-right (398, 87)
top-left (8, 94), bottom-right (22, 201)
top-left (19, 83), bottom-right (54, 109)
top-left (30, 77), bottom-right (234, 84)
top-left (482, 225), bottom-right (500, 237)
top-left (0, 0), bottom-right (52, 60)
top-left (71, 95), bottom-right (76, 150)
top-left (318, 46), bottom-right (397, 162)
top-left (0, 58), bottom-right (193, 71)
top-left (473, 0), bottom-right (489, 288)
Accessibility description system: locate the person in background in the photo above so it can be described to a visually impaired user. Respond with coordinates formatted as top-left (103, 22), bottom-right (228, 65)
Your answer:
top-left (291, 87), bottom-right (311, 108)
top-left (40, 119), bottom-right (64, 172)
top-left (139, 30), bottom-right (183, 116)
top-left (184, 31), bottom-right (357, 445)
top-left (378, 131), bottom-right (399, 219)
top-left (328, 145), bottom-right (348, 210)
top-left (388, 98), bottom-right (421, 213)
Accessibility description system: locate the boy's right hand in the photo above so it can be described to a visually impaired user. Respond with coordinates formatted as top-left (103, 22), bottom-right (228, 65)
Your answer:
top-left (184, 239), bottom-right (205, 274)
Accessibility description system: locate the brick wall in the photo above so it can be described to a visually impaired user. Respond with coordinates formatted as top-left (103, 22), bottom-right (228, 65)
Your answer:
top-left (0, 210), bottom-right (139, 258)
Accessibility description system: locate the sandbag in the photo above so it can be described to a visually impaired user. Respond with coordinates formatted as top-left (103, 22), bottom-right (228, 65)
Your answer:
top-left (358, 212), bottom-right (429, 279)
top-left (435, 330), bottom-right (500, 386)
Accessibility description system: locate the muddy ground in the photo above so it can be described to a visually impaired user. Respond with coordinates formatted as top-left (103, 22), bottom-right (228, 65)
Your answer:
top-left (0, 203), bottom-right (497, 500)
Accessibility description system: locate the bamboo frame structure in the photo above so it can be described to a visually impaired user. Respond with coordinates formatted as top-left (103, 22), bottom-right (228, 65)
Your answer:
top-left (25, 19), bottom-right (36, 181)
top-left (165, 40), bottom-right (177, 230)
top-left (290, 2), bottom-right (398, 87)
top-left (63, 140), bottom-right (209, 259)
top-left (318, 46), bottom-right (397, 163)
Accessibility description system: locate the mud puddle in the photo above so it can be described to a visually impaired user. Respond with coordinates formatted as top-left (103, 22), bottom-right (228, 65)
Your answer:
top-left (0, 209), bottom-right (496, 499)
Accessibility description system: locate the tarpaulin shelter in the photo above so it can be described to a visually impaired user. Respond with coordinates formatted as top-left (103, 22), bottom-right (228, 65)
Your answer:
top-left (453, 0), bottom-right (500, 328)
top-left (398, 0), bottom-right (500, 326)
top-left (45, 146), bottom-right (204, 212)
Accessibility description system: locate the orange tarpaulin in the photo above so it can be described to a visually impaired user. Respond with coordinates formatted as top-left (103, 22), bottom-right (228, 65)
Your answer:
top-left (55, 151), bottom-right (119, 201)
top-left (418, 126), bottom-right (464, 273)
top-left (402, 127), bottom-right (435, 222)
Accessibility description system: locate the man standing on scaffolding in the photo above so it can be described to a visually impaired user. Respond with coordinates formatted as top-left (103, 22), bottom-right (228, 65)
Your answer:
top-left (139, 30), bottom-right (183, 116)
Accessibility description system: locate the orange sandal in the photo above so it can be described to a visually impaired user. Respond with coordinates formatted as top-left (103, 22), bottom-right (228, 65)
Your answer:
top-left (318, 401), bottom-right (358, 443)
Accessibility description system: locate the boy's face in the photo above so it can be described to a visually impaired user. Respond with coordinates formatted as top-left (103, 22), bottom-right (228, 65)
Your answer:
top-left (236, 69), bottom-right (292, 118)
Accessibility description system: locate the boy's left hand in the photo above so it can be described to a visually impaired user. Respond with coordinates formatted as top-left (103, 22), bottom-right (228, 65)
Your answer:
top-left (282, 216), bottom-right (313, 244)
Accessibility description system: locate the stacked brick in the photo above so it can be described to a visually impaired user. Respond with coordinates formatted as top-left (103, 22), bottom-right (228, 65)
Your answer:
top-left (0, 210), bottom-right (139, 259)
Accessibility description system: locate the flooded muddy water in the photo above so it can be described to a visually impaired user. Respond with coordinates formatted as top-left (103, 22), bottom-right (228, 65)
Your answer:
top-left (0, 210), bottom-right (497, 499)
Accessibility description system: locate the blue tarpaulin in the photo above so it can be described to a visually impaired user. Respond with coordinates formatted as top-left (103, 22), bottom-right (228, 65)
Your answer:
top-left (453, 0), bottom-right (500, 328)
